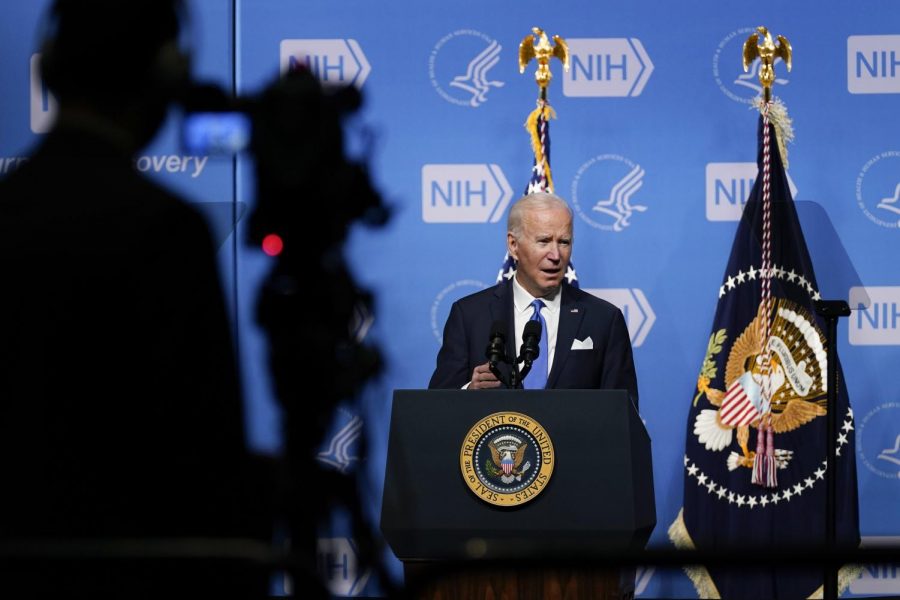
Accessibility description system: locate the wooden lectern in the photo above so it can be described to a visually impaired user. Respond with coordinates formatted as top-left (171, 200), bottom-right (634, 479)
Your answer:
top-left (381, 389), bottom-right (655, 600)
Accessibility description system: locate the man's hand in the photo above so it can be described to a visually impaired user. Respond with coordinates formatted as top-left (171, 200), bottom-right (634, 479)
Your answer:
top-left (469, 362), bottom-right (501, 390)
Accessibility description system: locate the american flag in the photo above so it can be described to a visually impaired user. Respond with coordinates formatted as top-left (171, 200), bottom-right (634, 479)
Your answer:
top-left (525, 100), bottom-right (554, 194)
top-left (497, 99), bottom-right (578, 287)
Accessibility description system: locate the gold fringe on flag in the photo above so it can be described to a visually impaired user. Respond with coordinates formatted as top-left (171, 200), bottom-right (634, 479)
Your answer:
top-left (753, 96), bottom-right (795, 169)
top-left (668, 508), bottom-right (722, 599)
top-left (524, 101), bottom-right (557, 192)
top-left (670, 507), bottom-right (863, 599)
top-left (807, 565), bottom-right (865, 599)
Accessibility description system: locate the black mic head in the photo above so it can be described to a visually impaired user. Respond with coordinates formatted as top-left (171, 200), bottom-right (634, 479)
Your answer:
top-left (520, 319), bottom-right (542, 363)
top-left (523, 319), bottom-right (542, 343)
top-left (486, 320), bottom-right (507, 365)
top-left (490, 320), bottom-right (506, 342)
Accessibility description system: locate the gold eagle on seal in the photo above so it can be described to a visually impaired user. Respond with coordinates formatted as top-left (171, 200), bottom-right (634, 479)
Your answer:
top-left (489, 440), bottom-right (527, 477)
top-left (694, 298), bottom-right (827, 470)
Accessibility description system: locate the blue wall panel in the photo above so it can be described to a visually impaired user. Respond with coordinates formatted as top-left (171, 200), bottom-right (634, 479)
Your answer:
top-left (2, 1), bottom-right (898, 596)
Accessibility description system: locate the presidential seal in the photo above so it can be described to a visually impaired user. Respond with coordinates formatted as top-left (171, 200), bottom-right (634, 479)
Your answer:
top-left (460, 412), bottom-right (554, 507)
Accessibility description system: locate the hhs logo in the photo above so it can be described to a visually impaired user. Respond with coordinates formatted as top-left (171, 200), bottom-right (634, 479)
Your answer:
top-left (317, 406), bottom-right (364, 474)
top-left (706, 163), bottom-right (798, 221)
top-left (30, 54), bottom-right (57, 133)
top-left (571, 154), bottom-right (649, 232)
top-left (280, 40), bottom-right (371, 88)
top-left (429, 30), bottom-right (504, 107)
top-left (713, 28), bottom-right (789, 104)
top-left (848, 35), bottom-right (900, 94)
top-left (849, 287), bottom-right (900, 345)
top-left (422, 164), bottom-right (513, 223)
top-left (563, 38), bottom-right (653, 97)
top-left (584, 288), bottom-right (655, 347)
top-left (857, 403), bottom-right (900, 480)
top-left (856, 151), bottom-right (900, 228)
top-left (431, 280), bottom-right (489, 343)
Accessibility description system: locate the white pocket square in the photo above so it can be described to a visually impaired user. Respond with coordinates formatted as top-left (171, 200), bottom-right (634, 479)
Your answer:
top-left (571, 337), bottom-right (593, 350)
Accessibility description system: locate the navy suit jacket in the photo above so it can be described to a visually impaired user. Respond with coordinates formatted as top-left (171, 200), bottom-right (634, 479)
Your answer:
top-left (428, 279), bottom-right (639, 408)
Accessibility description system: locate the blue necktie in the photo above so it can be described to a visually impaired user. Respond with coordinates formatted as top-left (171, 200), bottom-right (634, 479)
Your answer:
top-left (525, 299), bottom-right (548, 389)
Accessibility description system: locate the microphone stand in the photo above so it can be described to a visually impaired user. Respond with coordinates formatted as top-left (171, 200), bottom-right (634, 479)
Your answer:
top-left (487, 327), bottom-right (540, 389)
top-left (488, 351), bottom-right (533, 390)
top-left (516, 354), bottom-right (533, 389)
top-left (488, 360), bottom-right (511, 389)
top-left (813, 299), bottom-right (850, 600)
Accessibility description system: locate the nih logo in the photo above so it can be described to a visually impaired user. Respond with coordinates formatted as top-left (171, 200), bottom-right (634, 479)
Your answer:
top-left (848, 35), bottom-right (900, 94)
top-left (850, 562), bottom-right (900, 595)
top-left (705, 163), bottom-right (798, 221)
top-left (849, 537), bottom-right (900, 595)
top-left (422, 164), bottom-right (512, 223)
top-left (563, 38), bottom-right (653, 97)
top-left (584, 288), bottom-right (655, 347)
top-left (30, 54), bottom-right (57, 133)
top-left (280, 40), bottom-right (371, 88)
top-left (316, 537), bottom-right (370, 596)
top-left (849, 286), bottom-right (900, 345)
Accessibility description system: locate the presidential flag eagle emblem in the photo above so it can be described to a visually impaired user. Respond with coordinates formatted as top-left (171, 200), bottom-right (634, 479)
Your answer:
top-left (693, 297), bottom-right (827, 476)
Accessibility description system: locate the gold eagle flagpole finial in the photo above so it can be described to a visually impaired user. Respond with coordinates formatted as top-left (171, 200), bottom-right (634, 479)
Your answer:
top-left (742, 26), bottom-right (792, 104)
top-left (519, 27), bottom-right (569, 101)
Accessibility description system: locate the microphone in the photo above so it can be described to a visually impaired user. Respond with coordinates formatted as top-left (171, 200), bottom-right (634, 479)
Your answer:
top-left (520, 319), bottom-right (542, 365)
top-left (485, 320), bottom-right (507, 367)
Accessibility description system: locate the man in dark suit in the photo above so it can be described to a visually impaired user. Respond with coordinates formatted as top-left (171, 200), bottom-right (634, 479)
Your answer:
top-left (428, 191), bottom-right (639, 599)
top-left (0, 0), bottom-right (269, 594)
top-left (429, 191), bottom-right (638, 407)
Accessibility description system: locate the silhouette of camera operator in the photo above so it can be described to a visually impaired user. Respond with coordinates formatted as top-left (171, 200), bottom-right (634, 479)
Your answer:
top-left (244, 65), bottom-right (391, 596)
top-left (0, 0), bottom-right (268, 594)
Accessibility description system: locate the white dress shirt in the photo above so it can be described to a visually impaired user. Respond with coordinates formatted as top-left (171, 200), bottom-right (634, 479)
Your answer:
top-left (512, 277), bottom-right (561, 377)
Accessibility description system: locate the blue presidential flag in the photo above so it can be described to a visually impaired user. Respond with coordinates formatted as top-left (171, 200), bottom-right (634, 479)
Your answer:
top-left (669, 108), bottom-right (860, 599)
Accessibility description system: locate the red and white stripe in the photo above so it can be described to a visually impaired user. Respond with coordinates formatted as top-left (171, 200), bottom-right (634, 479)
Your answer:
top-left (719, 378), bottom-right (762, 427)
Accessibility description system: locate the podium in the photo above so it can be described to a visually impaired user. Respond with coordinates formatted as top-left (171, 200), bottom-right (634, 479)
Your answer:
top-left (381, 389), bottom-right (655, 599)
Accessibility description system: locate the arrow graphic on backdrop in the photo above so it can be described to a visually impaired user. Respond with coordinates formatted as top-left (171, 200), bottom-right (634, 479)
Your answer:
top-left (562, 38), bottom-right (654, 97)
top-left (280, 39), bottom-right (371, 88)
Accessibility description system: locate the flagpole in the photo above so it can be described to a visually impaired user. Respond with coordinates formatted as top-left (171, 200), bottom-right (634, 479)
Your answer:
top-left (813, 299), bottom-right (850, 600)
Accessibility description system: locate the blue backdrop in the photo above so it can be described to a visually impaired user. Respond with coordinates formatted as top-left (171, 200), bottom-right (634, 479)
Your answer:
top-left (2, 1), bottom-right (898, 597)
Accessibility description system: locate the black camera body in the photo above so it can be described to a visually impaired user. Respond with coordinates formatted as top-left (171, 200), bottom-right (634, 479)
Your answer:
top-left (182, 67), bottom-right (389, 582)
top-left (181, 68), bottom-right (386, 252)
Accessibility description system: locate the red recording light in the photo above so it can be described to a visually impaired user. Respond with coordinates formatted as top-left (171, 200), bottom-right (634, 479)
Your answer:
top-left (261, 233), bottom-right (284, 257)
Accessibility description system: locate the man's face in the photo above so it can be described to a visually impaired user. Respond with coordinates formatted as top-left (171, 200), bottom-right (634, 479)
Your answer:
top-left (507, 206), bottom-right (573, 298)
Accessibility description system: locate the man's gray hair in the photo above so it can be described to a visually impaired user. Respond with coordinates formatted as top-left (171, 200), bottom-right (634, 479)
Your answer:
top-left (507, 192), bottom-right (573, 238)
